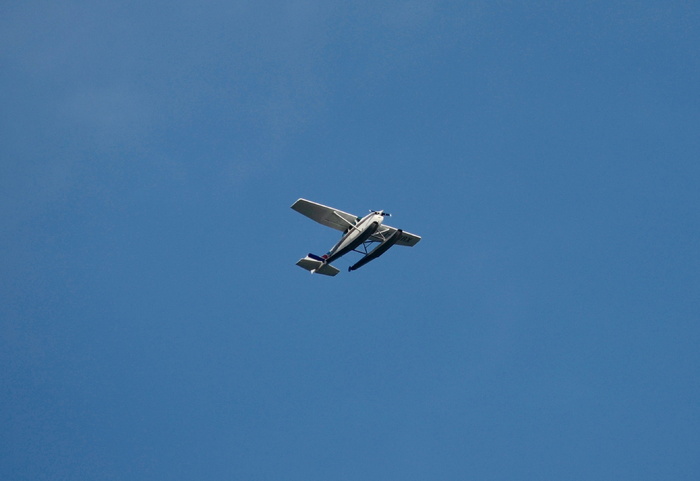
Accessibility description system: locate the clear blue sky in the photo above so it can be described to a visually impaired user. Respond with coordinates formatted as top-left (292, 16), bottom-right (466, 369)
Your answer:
top-left (2, 1), bottom-right (699, 479)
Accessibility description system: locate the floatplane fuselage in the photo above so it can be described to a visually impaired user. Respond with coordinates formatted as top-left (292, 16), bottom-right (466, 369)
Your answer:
top-left (292, 199), bottom-right (420, 276)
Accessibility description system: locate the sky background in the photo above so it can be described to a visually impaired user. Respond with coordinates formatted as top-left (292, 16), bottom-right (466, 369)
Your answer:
top-left (2, 1), bottom-right (699, 479)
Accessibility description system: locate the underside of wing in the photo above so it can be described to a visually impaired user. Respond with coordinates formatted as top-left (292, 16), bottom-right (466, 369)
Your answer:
top-left (372, 224), bottom-right (421, 246)
top-left (291, 198), bottom-right (358, 232)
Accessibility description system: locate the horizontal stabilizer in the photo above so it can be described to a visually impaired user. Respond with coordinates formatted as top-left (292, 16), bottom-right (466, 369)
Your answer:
top-left (296, 256), bottom-right (340, 276)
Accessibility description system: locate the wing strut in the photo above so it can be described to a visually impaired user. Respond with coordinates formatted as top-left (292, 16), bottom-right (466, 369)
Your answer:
top-left (332, 210), bottom-right (356, 228)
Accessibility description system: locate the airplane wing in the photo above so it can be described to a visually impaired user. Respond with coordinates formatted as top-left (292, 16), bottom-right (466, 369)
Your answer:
top-left (291, 198), bottom-right (358, 232)
top-left (372, 224), bottom-right (421, 247)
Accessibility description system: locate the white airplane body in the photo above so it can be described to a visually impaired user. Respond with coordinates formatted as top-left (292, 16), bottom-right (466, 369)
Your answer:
top-left (291, 198), bottom-right (421, 276)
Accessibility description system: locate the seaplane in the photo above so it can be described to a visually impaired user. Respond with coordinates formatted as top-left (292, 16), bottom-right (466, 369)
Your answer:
top-left (291, 198), bottom-right (421, 276)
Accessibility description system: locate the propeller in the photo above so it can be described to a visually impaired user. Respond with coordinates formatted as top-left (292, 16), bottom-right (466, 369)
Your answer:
top-left (370, 210), bottom-right (391, 217)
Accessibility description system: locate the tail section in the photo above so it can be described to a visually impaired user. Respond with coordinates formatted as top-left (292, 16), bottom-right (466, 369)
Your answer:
top-left (307, 253), bottom-right (328, 263)
top-left (296, 254), bottom-right (340, 277)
